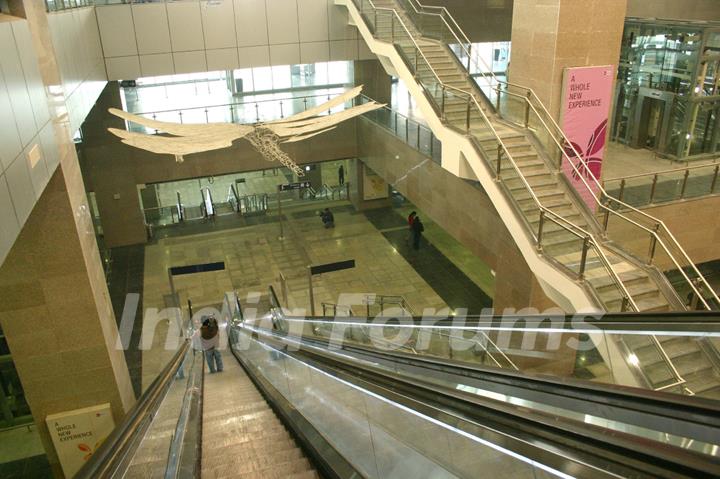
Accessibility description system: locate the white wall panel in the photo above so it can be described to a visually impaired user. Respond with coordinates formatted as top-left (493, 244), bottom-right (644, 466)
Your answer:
top-left (270, 44), bottom-right (301, 66)
top-left (330, 39), bottom-right (358, 61)
top-left (0, 24), bottom-right (38, 147)
top-left (140, 54), bottom-right (175, 77)
top-left (206, 48), bottom-right (240, 71)
top-left (328, 0), bottom-right (356, 40)
top-left (105, 56), bottom-right (141, 80)
top-left (300, 41), bottom-right (330, 64)
top-left (298, 0), bottom-right (328, 43)
top-left (96, 5), bottom-right (137, 57)
top-left (11, 22), bottom-right (51, 129)
top-left (0, 174), bottom-right (20, 266)
top-left (266, 0), bottom-right (299, 45)
top-left (5, 155), bottom-right (36, 226)
top-left (167, 1), bottom-right (205, 52)
top-left (132, 4), bottom-right (172, 55)
top-left (0, 73), bottom-right (23, 173)
top-left (173, 51), bottom-right (208, 74)
top-left (238, 45), bottom-right (271, 68)
top-left (96, 1), bottom-right (364, 76)
top-left (234, 0), bottom-right (269, 47)
top-left (201, 0), bottom-right (237, 50)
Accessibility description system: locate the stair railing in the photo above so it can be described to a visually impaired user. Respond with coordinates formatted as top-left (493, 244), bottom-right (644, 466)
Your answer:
top-left (370, 0), bottom-right (719, 311)
top-left (349, 0), bottom-right (636, 311)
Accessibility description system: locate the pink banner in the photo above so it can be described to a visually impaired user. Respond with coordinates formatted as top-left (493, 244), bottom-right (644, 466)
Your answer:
top-left (560, 65), bottom-right (614, 211)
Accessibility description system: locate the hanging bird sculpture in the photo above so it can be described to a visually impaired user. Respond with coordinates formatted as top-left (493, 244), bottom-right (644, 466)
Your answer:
top-left (107, 86), bottom-right (384, 176)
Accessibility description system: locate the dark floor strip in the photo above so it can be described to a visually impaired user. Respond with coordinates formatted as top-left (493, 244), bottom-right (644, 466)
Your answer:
top-left (107, 245), bottom-right (145, 398)
top-left (363, 208), bottom-right (493, 314)
top-left (0, 454), bottom-right (52, 479)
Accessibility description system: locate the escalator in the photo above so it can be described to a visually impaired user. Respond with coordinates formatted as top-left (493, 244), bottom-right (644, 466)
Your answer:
top-left (76, 287), bottom-right (720, 479)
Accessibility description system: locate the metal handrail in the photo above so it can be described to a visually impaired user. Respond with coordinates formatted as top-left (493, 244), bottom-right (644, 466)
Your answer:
top-left (650, 336), bottom-right (693, 394)
top-left (435, 330), bottom-right (519, 371)
top-left (446, 82), bottom-right (638, 310)
top-left (359, 0), bottom-right (718, 311)
top-left (605, 161), bottom-right (720, 183)
top-left (131, 92), bottom-right (354, 123)
top-left (363, 294), bottom-right (417, 316)
top-left (75, 340), bottom-right (191, 479)
top-left (501, 82), bottom-right (719, 310)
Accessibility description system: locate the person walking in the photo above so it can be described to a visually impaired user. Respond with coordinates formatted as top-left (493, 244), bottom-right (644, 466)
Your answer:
top-left (200, 315), bottom-right (223, 373)
top-left (406, 211), bottom-right (417, 245)
top-left (411, 215), bottom-right (424, 250)
top-left (338, 165), bottom-right (345, 185)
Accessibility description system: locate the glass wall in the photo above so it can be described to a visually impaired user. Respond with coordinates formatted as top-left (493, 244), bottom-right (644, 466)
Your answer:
top-left (122, 62), bottom-right (355, 114)
top-left (613, 18), bottom-right (720, 160)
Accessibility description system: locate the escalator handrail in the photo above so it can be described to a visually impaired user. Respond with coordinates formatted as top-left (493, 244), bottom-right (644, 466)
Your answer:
top-left (75, 340), bottom-right (191, 479)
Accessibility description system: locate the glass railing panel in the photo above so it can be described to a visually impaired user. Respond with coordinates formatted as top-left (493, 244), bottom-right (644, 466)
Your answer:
top-left (418, 124), bottom-right (433, 156)
top-left (651, 170), bottom-right (686, 203)
top-left (234, 327), bottom-right (548, 478)
top-left (682, 166), bottom-right (717, 200)
top-left (617, 176), bottom-right (653, 207)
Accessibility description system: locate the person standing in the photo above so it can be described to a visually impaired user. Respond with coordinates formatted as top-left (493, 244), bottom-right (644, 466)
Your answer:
top-left (200, 315), bottom-right (223, 373)
top-left (338, 165), bottom-right (345, 185)
top-left (411, 215), bottom-right (424, 250)
top-left (321, 208), bottom-right (335, 228)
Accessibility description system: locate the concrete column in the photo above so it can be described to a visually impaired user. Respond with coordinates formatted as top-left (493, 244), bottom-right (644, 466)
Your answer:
top-left (349, 159), bottom-right (392, 211)
top-left (509, 0), bottom-right (628, 119)
top-left (0, 169), bottom-right (135, 477)
top-left (354, 59), bottom-right (392, 104)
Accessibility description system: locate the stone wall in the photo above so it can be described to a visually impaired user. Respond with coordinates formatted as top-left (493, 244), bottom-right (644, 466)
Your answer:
top-left (357, 118), bottom-right (557, 311)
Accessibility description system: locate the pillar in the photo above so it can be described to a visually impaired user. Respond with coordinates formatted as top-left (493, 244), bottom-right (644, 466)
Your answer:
top-left (509, 0), bottom-right (628, 119)
top-left (0, 169), bottom-right (136, 477)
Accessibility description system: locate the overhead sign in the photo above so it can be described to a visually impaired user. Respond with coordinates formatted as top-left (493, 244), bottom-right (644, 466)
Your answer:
top-left (310, 259), bottom-right (356, 275)
top-left (279, 181), bottom-right (311, 191)
top-left (46, 403), bottom-right (115, 478)
top-left (560, 65), bottom-right (615, 211)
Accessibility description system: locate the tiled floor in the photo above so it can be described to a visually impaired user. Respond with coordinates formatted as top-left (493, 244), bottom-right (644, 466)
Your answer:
top-left (0, 425), bottom-right (49, 479)
top-left (139, 201), bottom-right (449, 389)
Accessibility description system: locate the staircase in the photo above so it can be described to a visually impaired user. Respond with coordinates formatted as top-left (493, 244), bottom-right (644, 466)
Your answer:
top-left (339, 0), bottom-right (720, 398)
top-left (360, 0), bottom-right (678, 313)
top-left (202, 352), bottom-right (318, 479)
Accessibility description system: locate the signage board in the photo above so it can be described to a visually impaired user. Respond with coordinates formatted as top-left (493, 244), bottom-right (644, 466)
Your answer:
top-left (279, 181), bottom-right (311, 191)
top-left (560, 65), bottom-right (615, 211)
top-left (46, 403), bottom-right (115, 478)
top-left (310, 259), bottom-right (356, 275)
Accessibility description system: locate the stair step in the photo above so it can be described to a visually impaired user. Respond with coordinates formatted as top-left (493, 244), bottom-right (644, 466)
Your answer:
top-left (211, 457), bottom-right (313, 479)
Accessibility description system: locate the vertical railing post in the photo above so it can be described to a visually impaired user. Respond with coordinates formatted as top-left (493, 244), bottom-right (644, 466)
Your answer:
top-left (578, 237), bottom-right (590, 281)
top-left (414, 48), bottom-right (419, 77)
top-left (279, 101), bottom-right (284, 118)
top-left (394, 111), bottom-right (398, 135)
top-left (255, 103), bottom-right (260, 122)
top-left (465, 98), bottom-right (471, 133)
top-left (495, 85), bottom-right (501, 113)
top-left (204, 108), bottom-right (209, 123)
top-left (602, 206), bottom-right (610, 233)
top-left (495, 144), bottom-right (502, 179)
top-left (680, 169), bottom-right (690, 199)
top-left (536, 211), bottom-right (545, 250)
top-left (466, 43), bottom-right (472, 71)
top-left (647, 225), bottom-right (659, 265)
top-left (416, 123), bottom-right (421, 149)
top-left (405, 116), bottom-right (409, 143)
top-left (178, 111), bottom-right (183, 124)
top-left (711, 165), bottom-right (719, 194)
top-left (621, 296), bottom-right (629, 312)
top-left (649, 174), bottom-right (659, 203)
top-left (524, 92), bottom-right (531, 128)
top-left (441, 85), bottom-right (446, 119)
top-left (618, 179), bottom-right (626, 202)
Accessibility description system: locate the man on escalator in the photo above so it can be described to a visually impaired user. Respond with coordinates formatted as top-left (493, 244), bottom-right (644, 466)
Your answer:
top-left (200, 315), bottom-right (224, 373)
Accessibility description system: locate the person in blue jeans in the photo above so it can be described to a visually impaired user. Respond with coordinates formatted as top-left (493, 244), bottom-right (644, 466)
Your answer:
top-left (200, 315), bottom-right (223, 373)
